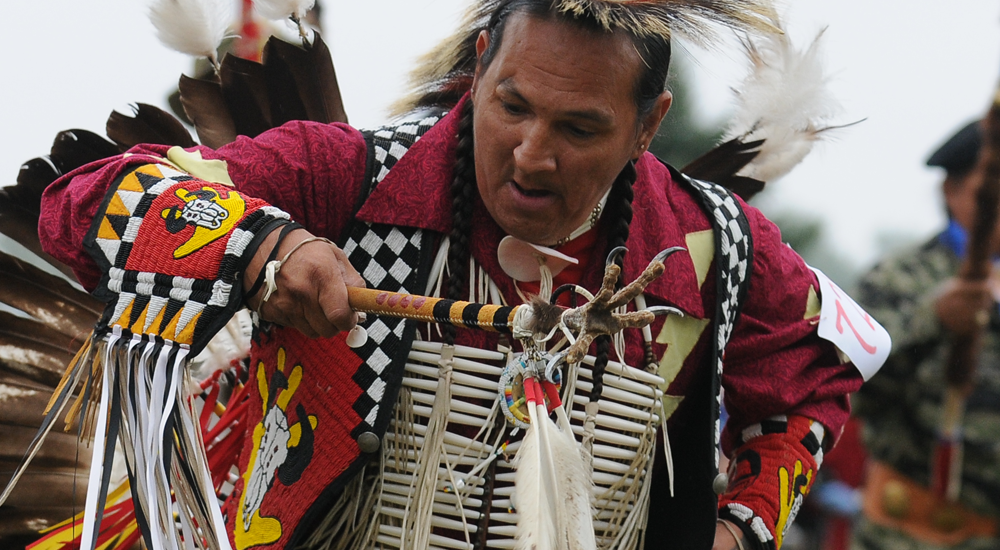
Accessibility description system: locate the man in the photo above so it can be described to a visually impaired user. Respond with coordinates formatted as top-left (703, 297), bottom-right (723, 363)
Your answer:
top-left (35, 1), bottom-right (864, 549)
top-left (853, 121), bottom-right (1000, 549)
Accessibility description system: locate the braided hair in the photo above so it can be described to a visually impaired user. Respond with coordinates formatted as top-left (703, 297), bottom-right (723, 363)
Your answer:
top-left (443, 98), bottom-right (477, 346)
top-left (589, 161), bottom-right (636, 403)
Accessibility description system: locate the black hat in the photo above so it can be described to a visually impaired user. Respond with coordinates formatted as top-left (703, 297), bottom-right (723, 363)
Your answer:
top-left (927, 120), bottom-right (982, 175)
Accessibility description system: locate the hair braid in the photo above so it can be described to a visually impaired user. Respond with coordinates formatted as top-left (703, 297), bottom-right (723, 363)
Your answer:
top-left (444, 99), bottom-right (477, 345)
top-left (590, 161), bottom-right (636, 403)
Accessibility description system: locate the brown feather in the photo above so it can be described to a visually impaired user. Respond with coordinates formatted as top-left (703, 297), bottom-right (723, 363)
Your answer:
top-left (261, 38), bottom-right (311, 126)
top-left (220, 54), bottom-right (273, 138)
top-left (47, 129), bottom-right (120, 178)
top-left (299, 32), bottom-right (349, 124)
top-left (682, 138), bottom-right (766, 200)
top-left (106, 102), bottom-right (196, 151)
top-left (0, 250), bottom-right (101, 337)
top-left (0, 311), bottom-right (79, 387)
top-left (0, 373), bottom-right (91, 542)
top-left (178, 74), bottom-right (238, 149)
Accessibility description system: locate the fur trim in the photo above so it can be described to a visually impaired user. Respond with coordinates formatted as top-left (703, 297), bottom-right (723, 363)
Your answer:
top-left (390, 0), bottom-right (779, 116)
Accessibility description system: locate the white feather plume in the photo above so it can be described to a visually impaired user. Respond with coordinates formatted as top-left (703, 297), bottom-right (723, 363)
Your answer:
top-left (149, 0), bottom-right (233, 68)
top-left (252, 0), bottom-right (315, 22)
top-left (515, 378), bottom-right (596, 550)
top-left (724, 25), bottom-right (844, 184)
top-left (553, 406), bottom-right (597, 550)
top-left (515, 399), bottom-right (560, 550)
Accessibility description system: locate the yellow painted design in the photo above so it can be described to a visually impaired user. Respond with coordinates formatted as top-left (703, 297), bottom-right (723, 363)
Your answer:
top-left (106, 191), bottom-right (131, 217)
top-left (97, 216), bottom-right (120, 240)
top-left (168, 146), bottom-right (235, 187)
top-left (685, 229), bottom-right (715, 289)
top-left (235, 419), bottom-right (284, 549)
top-left (776, 459), bottom-right (814, 549)
top-left (237, 348), bottom-right (318, 550)
top-left (804, 286), bottom-right (821, 320)
top-left (257, 358), bottom-right (271, 416)
top-left (289, 415), bottom-right (319, 447)
top-left (661, 395), bottom-right (685, 422)
top-left (656, 315), bottom-right (710, 388)
top-left (277, 364), bottom-right (302, 411)
top-left (162, 186), bottom-right (247, 259)
top-left (175, 310), bottom-right (202, 345)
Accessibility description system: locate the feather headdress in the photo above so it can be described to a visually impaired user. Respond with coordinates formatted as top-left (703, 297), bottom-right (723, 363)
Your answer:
top-left (391, 0), bottom-right (780, 116)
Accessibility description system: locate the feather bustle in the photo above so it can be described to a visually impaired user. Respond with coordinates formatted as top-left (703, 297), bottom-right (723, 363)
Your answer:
top-left (178, 74), bottom-right (238, 149)
top-left (106, 103), bottom-right (196, 151)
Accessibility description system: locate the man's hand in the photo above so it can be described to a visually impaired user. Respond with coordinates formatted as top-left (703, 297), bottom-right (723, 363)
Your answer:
top-left (244, 227), bottom-right (366, 338)
top-left (934, 277), bottom-right (994, 337)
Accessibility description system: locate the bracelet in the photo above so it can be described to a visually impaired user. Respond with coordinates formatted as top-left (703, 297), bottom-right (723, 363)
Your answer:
top-left (244, 221), bottom-right (301, 302)
top-left (256, 236), bottom-right (337, 316)
top-left (717, 519), bottom-right (746, 550)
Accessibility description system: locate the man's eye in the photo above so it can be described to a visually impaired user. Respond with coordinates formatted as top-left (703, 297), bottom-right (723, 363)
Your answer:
top-left (566, 125), bottom-right (595, 139)
top-left (502, 102), bottom-right (526, 115)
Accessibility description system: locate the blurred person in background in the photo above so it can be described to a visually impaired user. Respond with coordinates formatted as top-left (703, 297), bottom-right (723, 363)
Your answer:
top-left (853, 121), bottom-right (1000, 550)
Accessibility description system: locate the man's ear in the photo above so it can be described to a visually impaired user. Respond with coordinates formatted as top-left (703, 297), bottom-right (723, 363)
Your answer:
top-left (471, 30), bottom-right (490, 94)
top-left (634, 91), bottom-right (672, 159)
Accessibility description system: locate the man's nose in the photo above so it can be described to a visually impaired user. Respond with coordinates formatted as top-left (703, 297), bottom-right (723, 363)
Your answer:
top-left (513, 123), bottom-right (557, 175)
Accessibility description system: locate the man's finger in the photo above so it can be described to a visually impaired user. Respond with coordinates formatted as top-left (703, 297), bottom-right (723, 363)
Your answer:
top-left (317, 270), bottom-right (359, 333)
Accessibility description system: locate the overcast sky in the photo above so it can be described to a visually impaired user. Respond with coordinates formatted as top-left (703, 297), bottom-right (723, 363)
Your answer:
top-left (3, 1), bottom-right (1000, 273)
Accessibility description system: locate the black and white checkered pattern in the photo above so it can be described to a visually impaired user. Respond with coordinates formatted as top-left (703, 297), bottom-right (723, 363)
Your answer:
top-left (370, 114), bottom-right (443, 184)
top-left (681, 175), bottom-right (753, 469)
top-left (344, 115), bottom-right (442, 436)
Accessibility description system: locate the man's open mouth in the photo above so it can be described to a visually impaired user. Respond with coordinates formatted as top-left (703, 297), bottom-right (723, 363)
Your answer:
top-left (513, 181), bottom-right (552, 198)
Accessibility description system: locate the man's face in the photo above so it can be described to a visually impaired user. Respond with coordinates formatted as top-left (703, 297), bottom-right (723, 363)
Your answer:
top-left (470, 13), bottom-right (670, 245)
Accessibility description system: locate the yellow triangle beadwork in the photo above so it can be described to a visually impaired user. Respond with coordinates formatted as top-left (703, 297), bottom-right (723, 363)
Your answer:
top-left (96, 216), bottom-right (121, 241)
top-left (105, 191), bottom-right (131, 217)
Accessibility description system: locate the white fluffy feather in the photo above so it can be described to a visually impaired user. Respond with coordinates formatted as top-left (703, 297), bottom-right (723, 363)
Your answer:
top-left (725, 26), bottom-right (843, 183)
top-left (150, 0), bottom-right (232, 67)
top-left (253, 0), bottom-right (315, 22)
top-left (515, 401), bottom-right (560, 550)
top-left (515, 378), bottom-right (596, 550)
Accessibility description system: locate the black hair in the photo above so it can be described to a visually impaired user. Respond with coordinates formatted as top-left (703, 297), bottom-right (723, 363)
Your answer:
top-left (478, 0), bottom-right (672, 120)
top-left (443, 98), bottom-right (477, 345)
top-left (449, 1), bottom-right (646, 399)
top-left (589, 161), bottom-right (636, 402)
